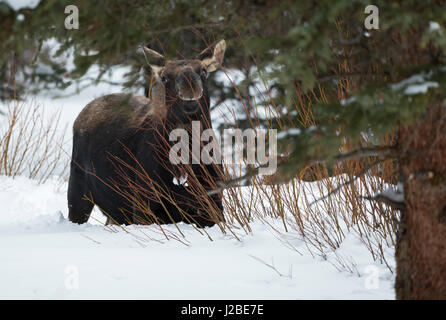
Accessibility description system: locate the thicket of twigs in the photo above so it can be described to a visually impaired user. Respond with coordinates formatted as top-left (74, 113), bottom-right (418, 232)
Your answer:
top-left (101, 66), bottom-right (398, 274)
top-left (0, 97), bottom-right (69, 184)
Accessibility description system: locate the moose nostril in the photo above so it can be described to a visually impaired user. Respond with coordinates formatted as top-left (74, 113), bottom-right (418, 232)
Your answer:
top-left (175, 69), bottom-right (203, 101)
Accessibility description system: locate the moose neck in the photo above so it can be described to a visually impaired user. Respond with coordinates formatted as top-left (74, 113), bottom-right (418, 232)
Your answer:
top-left (165, 94), bottom-right (212, 132)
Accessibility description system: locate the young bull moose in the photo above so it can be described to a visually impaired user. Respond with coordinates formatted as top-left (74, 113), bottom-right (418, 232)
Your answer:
top-left (68, 40), bottom-right (226, 227)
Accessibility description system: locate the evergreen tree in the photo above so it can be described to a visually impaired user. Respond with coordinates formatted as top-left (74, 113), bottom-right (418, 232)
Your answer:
top-left (248, 1), bottom-right (446, 299)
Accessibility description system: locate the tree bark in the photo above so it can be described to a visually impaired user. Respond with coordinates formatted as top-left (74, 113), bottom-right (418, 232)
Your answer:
top-left (395, 102), bottom-right (446, 299)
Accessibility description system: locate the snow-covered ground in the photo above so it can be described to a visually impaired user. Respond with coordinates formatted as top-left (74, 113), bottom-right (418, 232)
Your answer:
top-left (0, 42), bottom-right (395, 299)
top-left (0, 175), bottom-right (394, 299)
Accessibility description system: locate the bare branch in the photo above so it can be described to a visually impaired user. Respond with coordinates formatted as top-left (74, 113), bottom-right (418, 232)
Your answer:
top-left (308, 158), bottom-right (386, 207)
top-left (207, 145), bottom-right (396, 196)
top-left (324, 145), bottom-right (396, 164)
top-left (361, 184), bottom-right (405, 211)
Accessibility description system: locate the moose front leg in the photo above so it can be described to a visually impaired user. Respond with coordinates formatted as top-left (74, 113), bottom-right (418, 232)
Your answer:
top-left (191, 163), bottom-right (225, 224)
top-left (162, 163), bottom-right (223, 228)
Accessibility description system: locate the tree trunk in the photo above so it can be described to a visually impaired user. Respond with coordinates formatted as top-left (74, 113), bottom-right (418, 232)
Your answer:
top-left (395, 102), bottom-right (446, 299)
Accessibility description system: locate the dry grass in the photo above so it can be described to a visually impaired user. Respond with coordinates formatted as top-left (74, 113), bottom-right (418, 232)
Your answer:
top-left (0, 97), bottom-right (69, 183)
top-left (231, 160), bottom-right (398, 273)
top-left (214, 50), bottom-right (398, 273)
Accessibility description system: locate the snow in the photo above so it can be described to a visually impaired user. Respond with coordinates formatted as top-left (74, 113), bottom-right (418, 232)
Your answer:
top-left (340, 96), bottom-right (357, 106)
top-left (391, 73), bottom-right (428, 91)
top-left (277, 128), bottom-right (302, 139)
top-left (0, 175), bottom-right (394, 299)
top-left (1, 0), bottom-right (40, 10)
top-left (212, 66), bottom-right (283, 128)
top-left (404, 81), bottom-right (439, 95)
top-left (390, 71), bottom-right (439, 95)
top-left (429, 21), bottom-right (441, 32)
top-left (375, 183), bottom-right (404, 204)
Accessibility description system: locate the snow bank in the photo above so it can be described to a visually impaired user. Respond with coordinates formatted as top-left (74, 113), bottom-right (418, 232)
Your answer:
top-left (0, 175), bottom-right (394, 299)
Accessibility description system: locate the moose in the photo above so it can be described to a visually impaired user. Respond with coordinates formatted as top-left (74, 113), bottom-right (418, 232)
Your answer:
top-left (68, 40), bottom-right (226, 227)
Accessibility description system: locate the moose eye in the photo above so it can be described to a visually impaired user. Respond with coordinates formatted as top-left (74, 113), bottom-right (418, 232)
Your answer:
top-left (161, 76), bottom-right (169, 84)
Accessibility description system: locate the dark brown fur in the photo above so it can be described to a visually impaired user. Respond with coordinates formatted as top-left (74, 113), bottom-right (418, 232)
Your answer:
top-left (68, 41), bottom-right (226, 227)
top-left (74, 85), bottom-right (166, 133)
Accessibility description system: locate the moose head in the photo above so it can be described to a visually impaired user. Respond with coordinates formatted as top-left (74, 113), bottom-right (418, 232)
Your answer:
top-left (143, 40), bottom-right (226, 121)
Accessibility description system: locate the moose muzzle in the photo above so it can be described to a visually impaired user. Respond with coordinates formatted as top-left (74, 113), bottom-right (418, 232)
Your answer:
top-left (175, 69), bottom-right (203, 102)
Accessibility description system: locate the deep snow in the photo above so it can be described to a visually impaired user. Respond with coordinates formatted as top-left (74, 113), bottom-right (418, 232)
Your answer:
top-left (0, 175), bottom-right (394, 299)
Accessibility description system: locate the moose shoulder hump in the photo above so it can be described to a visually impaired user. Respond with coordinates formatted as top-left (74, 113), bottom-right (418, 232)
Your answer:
top-left (74, 86), bottom-right (166, 133)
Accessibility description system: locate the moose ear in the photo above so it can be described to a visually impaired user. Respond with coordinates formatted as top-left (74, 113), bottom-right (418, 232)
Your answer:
top-left (142, 46), bottom-right (165, 77)
top-left (197, 40), bottom-right (226, 72)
